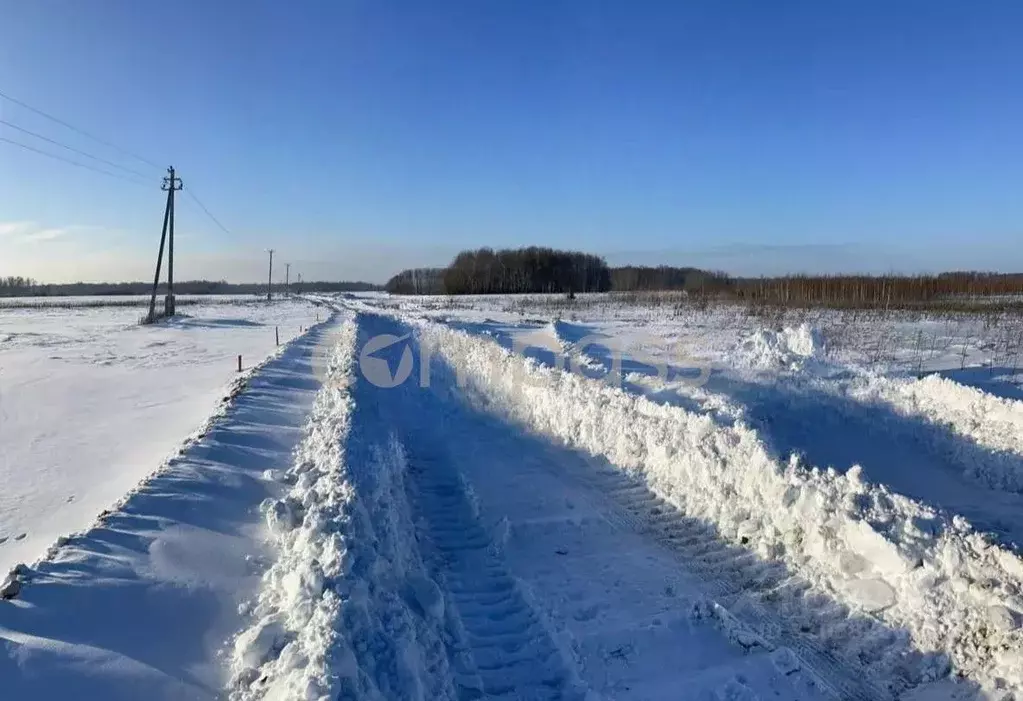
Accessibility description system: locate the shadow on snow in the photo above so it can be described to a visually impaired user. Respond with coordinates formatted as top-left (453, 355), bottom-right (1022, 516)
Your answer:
top-left (0, 316), bottom-right (337, 700)
top-left (443, 318), bottom-right (1023, 553)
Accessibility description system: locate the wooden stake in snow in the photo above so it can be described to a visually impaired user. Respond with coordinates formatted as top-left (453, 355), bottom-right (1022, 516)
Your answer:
top-left (237, 355), bottom-right (242, 372)
top-left (275, 326), bottom-right (279, 346)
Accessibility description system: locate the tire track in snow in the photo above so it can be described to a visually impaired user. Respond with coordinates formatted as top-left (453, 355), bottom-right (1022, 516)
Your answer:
top-left (406, 444), bottom-right (577, 700)
top-left (349, 309), bottom-right (582, 701)
top-left (575, 463), bottom-right (904, 701)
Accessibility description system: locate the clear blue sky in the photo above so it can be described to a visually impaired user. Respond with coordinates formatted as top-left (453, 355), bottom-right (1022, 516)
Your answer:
top-left (1, 0), bottom-right (1022, 283)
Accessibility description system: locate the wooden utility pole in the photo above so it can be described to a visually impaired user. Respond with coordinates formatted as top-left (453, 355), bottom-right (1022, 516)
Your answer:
top-left (146, 189), bottom-right (171, 323)
top-left (285, 263), bottom-right (291, 295)
top-left (267, 249), bottom-right (275, 301)
top-left (147, 165), bottom-right (183, 323)
top-left (163, 166), bottom-right (183, 316)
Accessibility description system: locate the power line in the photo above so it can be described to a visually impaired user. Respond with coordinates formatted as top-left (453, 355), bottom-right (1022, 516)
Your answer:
top-left (185, 189), bottom-right (232, 236)
top-left (0, 88), bottom-right (162, 171)
top-left (0, 117), bottom-right (152, 180)
top-left (0, 135), bottom-right (152, 187)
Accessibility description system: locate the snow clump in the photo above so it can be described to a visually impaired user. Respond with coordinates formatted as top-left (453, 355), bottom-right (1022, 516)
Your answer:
top-left (732, 323), bottom-right (826, 371)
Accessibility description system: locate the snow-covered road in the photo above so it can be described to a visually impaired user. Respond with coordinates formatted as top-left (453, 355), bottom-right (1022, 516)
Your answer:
top-left (397, 374), bottom-right (834, 701)
top-left (4, 294), bottom-right (1022, 700)
top-left (322, 297), bottom-right (1022, 699)
top-left (234, 310), bottom-right (841, 701)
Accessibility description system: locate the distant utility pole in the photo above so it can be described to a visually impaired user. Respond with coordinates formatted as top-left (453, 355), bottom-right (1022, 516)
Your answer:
top-left (285, 263), bottom-right (291, 295)
top-left (147, 165), bottom-right (184, 323)
top-left (266, 249), bottom-right (275, 301)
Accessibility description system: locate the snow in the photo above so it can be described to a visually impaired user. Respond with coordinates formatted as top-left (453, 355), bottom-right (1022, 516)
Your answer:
top-left (233, 308), bottom-right (836, 701)
top-left (0, 298), bottom-right (323, 574)
top-left (0, 294), bottom-right (262, 309)
top-left (0, 313), bottom-right (341, 699)
top-left (410, 317), bottom-right (1023, 695)
top-left (230, 313), bottom-right (457, 701)
top-left (5, 289), bottom-right (1023, 700)
top-left (730, 323), bottom-right (827, 371)
top-left (847, 373), bottom-right (1023, 492)
top-left (336, 293), bottom-right (1023, 699)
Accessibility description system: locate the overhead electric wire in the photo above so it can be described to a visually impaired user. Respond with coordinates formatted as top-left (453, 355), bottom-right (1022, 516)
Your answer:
top-left (186, 189), bottom-right (233, 236)
top-left (1, 87), bottom-right (238, 240)
top-left (0, 88), bottom-right (163, 171)
top-left (0, 135), bottom-right (152, 187)
top-left (0, 117), bottom-right (153, 179)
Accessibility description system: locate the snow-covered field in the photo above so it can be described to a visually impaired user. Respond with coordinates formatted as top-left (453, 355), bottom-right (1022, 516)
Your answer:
top-left (3, 291), bottom-right (1023, 700)
top-left (0, 294), bottom-right (265, 309)
top-left (0, 299), bottom-right (324, 574)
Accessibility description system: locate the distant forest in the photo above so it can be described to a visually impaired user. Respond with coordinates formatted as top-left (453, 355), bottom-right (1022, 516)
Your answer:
top-left (730, 272), bottom-right (1023, 309)
top-left (385, 246), bottom-right (1023, 309)
top-left (384, 247), bottom-right (732, 296)
top-left (0, 277), bottom-right (381, 297)
top-left (7, 252), bottom-right (1023, 310)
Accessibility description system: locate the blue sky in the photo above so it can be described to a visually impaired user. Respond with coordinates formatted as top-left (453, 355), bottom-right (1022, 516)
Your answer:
top-left (1, 1), bottom-right (1022, 283)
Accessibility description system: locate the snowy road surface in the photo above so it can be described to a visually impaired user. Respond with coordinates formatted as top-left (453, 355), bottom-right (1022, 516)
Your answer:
top-left (2, 293), bottom-right (1022, 700)
top-left (233, 311), bottom-right (841, 701)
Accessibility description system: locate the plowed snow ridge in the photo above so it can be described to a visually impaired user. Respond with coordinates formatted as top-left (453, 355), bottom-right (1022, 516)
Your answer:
top-left (416, 318), bottom-right (1023, 698)
top-left (232, 314), bottom-right (460, 700)
top-left (849, 374), bottom-right (1023, 493)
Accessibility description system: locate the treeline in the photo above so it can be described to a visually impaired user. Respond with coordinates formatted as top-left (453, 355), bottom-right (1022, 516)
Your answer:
top-left (443, 247), bottom-right (611, 294)
top-left (384, 268), bottom-right (446, 295)
top-left (384, 247), bottom-right (1023, 309)
top-left (0, 278), bottom-right (381, 297)
top-left (731, 272), bottom-right (1023, 308)
top-left (0, 276), bottom-right (37, 293)
top-left (611, 266), bottom-right (731, 293)
top-left (385, 249), bottom-right (730, 296)
top-left (387, 247), bottom-right (612, 295)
